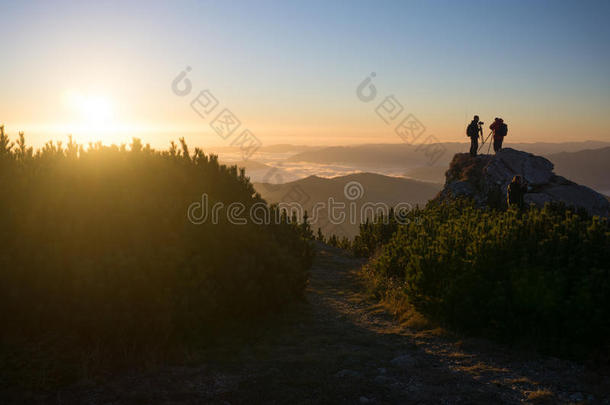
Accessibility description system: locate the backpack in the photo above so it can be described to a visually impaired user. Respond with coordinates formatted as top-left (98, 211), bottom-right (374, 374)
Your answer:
top-left (466, 122), bottom-right (479, 137)
top-left (497, 123), bottom-right (508, 137)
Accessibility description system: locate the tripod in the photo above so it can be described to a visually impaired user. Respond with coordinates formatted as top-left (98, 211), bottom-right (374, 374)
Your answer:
top-left (478, 131), bottom-right (493, 154)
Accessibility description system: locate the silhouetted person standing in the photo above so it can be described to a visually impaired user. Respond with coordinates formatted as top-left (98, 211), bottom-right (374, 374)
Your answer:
top-left (466, 115), bottom-right (482, 156)
top-left (489, 117), bottom-right (508, 153)
top-left (507, 175), bottom-right (528, 209)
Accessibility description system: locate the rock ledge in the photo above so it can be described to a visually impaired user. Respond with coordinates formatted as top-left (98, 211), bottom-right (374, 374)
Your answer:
top-left (436, 148), bottom-right (609, 216)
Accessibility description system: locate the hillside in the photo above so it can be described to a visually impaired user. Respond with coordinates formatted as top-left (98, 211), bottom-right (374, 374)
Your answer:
top-left (255, 173), bottom-right (441, 237)
top-left (548, 147), bottom-right (610, 195)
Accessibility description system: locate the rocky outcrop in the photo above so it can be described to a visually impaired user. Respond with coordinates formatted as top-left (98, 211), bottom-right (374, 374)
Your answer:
top-left (436, 148), bottom-right (609, 216)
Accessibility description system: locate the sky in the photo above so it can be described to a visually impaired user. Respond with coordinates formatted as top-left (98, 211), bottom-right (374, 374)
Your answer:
top-left (1, 0), bottom-right (609, 148)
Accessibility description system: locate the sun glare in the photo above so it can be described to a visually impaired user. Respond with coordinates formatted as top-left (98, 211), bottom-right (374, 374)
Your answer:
top-left (61, 90), bottom-right (122, 143)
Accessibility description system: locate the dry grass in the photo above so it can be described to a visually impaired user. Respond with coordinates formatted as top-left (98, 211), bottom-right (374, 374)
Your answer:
top-left (524, 388), bottom-right (555, 404)
top-left (367, 280), bottom-right (436, 332)
top-left (505, 376), bottom-right (536, 385)
top-left (459, 361), bottom-right (508, 375)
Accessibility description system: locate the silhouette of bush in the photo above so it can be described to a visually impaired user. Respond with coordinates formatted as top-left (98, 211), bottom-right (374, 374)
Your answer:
top-left (363, 199), bottom-right (610, 358)
top-left (0, 132), bottom-right (313, 365)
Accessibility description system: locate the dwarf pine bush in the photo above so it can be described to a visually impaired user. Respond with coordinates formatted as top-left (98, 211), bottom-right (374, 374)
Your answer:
top-left (363, 199), bottom-right (610, 357)
top-left (0, 131), bottom-right (313, 351)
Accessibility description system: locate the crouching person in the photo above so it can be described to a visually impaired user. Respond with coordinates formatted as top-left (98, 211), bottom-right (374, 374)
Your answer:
top-left (507, 175), bottom-right (528, 210)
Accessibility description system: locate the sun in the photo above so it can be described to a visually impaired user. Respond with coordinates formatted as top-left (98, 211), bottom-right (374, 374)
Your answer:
top-left (62, 90), bottom-right (120, 142)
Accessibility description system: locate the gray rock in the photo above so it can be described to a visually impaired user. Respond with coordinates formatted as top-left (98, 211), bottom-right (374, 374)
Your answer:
top-left (390, 354), bottom-right (416, 368)
top-left (523, 158), bottom-right (554, 185)
top-left (569, 392), bottom-right (585, 402)
top-left (334, 369), bottom-right (362, 378)
top-left (550, 174), bottom-right (573, 185)
top-left (359, 396), bottom-right (371, 404)
top-left (374, 375), bottom-right (395, 385)
top-left (436, 148), bottom-right (610, 216)
top-left (543, 184), bottom-right (609, 216)
top-left (445, 180), bottom-right (476, 198)
top-left (484, 149), bottom-right (554, 186)
top-left (493, 148), bottom-right (554, 185)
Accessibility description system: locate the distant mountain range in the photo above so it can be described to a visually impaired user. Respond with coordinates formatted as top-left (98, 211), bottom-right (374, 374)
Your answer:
top-left (274, 142), bottom-right (610, 190)
top-left (242, 143), bottom-right (609, 237)
top-left (404, 165), bottom-right (448, 183)
top-left (212, 144), bottom-right (318, 154)
top-left (548, 147), bottom-right (610, 195)
top-left (254, 173), bottom-right (441, 237)
top-left (285, 141), bottom-right (610, 168)
top-left (224, 160), bottom-right (271, 171)
top-left (285, 143), bottom-right (458, 167)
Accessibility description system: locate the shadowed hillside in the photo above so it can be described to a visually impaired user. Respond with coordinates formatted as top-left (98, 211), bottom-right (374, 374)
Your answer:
top-left (254, 173), bottom-right (441, 237)
top-left (548, 147), bottom-right (610, 195)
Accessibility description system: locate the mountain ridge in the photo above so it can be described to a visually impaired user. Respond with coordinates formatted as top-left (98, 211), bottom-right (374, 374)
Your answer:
top-left (548, 146), bottom-right (610, 195)
top-left (286, 141), bottom-right (610, 166)
top-left (254, 172), bottom-right (441, 237)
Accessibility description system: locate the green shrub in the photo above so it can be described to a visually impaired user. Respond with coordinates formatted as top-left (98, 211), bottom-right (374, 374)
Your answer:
top-left (365, 199), bottom-right (610, 357)
top-left (0, 133), bottom-right (313, 353)
top-left (352, 208), bottom-right (401, 257)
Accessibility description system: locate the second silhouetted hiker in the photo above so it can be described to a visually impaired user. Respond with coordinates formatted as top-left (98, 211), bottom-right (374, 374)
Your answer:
top-left (489, 117), bottom-right (508, 153)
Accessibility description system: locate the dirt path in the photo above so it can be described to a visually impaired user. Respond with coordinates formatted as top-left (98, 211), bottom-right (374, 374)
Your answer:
top-left (46, 243), bottom-right (608, 404)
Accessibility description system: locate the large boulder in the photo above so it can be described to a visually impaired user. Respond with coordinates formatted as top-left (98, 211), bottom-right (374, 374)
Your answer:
top-left (436, 148), bottom-right (609, 217)
top-left (490, 148), bottom-right (554, 185)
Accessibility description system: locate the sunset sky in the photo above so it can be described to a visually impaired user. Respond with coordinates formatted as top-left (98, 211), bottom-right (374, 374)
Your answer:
top-left (2, 0), bottom-right (609, 148)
